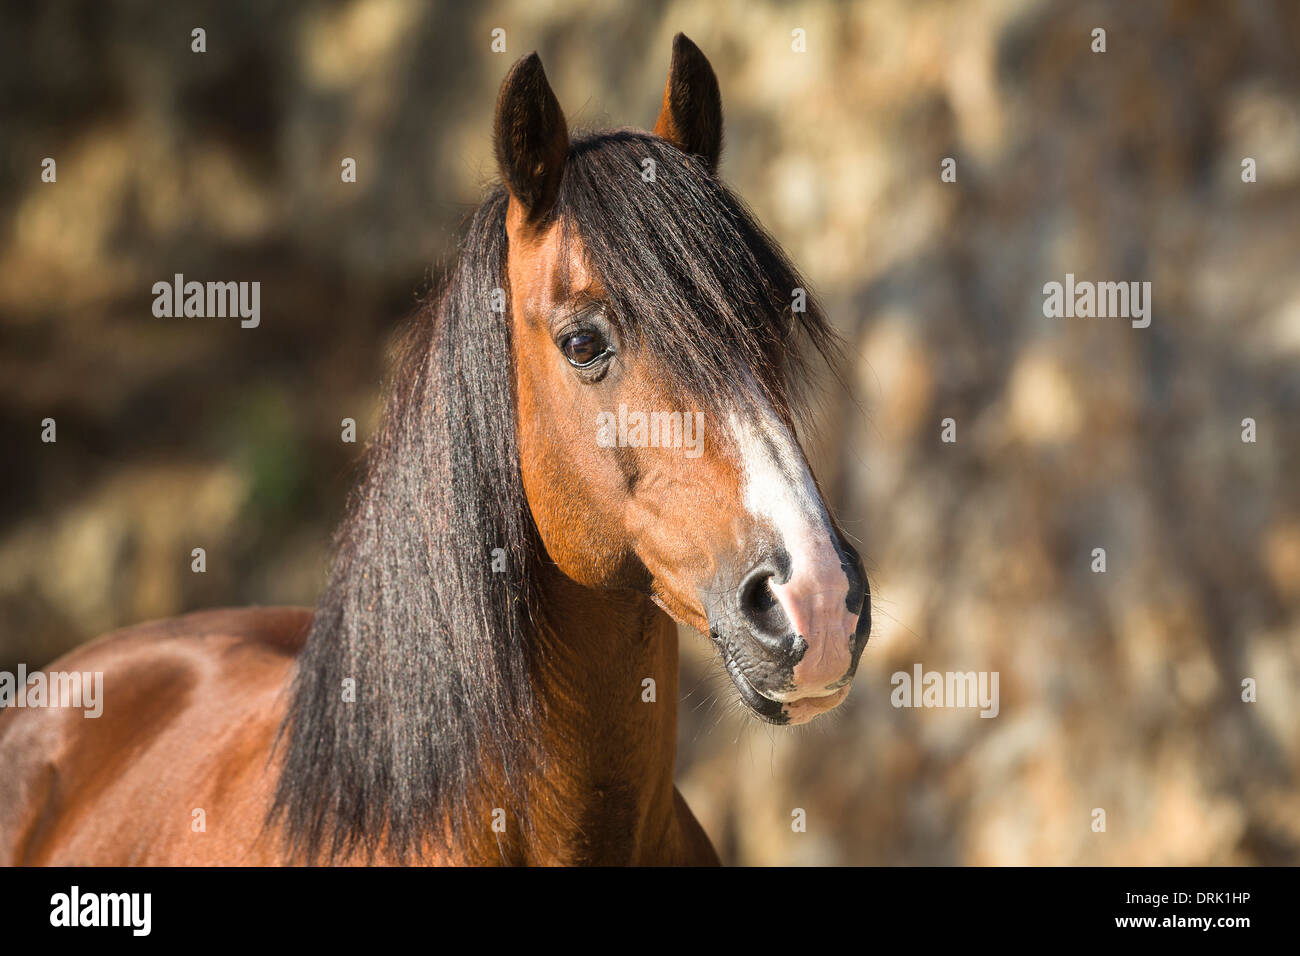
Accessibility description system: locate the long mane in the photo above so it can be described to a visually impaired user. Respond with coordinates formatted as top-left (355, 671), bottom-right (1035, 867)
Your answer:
top-left (270, 188), bottom-right (540, 863)
top-left (270, 131), bottom-right (836, 863)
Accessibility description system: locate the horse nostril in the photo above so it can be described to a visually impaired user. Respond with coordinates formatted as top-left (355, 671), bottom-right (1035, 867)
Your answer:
top-left (742, 571), bottom-right (777, 615)
top-left (736, 561), bottom-right (798, 657)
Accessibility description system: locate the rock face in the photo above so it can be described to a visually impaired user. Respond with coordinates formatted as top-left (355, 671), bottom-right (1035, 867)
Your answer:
top-left (2, 2), bottom-right (1297, 864)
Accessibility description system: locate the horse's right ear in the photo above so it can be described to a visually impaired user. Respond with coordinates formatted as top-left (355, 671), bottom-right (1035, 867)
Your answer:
top-left (494, 52), bottom-right (569, 226)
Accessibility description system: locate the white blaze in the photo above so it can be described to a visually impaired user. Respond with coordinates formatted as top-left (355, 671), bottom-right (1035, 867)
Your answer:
top-left (728, 399), bottom-right (857, 694)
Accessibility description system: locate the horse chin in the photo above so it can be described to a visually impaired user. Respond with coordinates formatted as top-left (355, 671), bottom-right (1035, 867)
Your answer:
top-left (719, 646), bottom-right (851, 726)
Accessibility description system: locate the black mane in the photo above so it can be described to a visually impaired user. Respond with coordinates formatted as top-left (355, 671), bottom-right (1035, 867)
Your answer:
top-left (270, 131), bottom-right (835, 863)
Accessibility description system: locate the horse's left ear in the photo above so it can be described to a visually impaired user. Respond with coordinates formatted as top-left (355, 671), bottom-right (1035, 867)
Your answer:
top-left (495, 52), bottom-right (569, 225)
top-left (653, 33), bottom-right (723, 173)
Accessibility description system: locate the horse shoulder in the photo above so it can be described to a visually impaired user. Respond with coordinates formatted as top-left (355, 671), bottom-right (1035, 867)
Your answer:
top-left (0, 607), bottom-right (311, 865)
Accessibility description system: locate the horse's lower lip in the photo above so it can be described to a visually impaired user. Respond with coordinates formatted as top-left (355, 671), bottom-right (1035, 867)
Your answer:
top-left (721, 654), bottom-right (852, 725)
top-left (721, 655), bottom-right (789, 724)
top-left (783, 685), bottom-right (851, 724)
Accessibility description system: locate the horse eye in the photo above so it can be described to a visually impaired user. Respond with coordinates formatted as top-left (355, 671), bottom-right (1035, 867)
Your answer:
top-left (560, 330), bottom-right (608, 367)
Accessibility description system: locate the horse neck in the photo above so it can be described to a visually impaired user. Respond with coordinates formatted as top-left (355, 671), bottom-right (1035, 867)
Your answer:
top-left (518, 563), bottom-right (682, 864)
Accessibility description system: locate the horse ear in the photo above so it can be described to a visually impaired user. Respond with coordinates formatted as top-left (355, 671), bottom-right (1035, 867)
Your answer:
top-left (494, 52), bottom-right (569, 224)
top-left (653, 33), bottom-right (723, 173)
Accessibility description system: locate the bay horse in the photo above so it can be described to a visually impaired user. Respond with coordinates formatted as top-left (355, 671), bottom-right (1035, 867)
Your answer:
top-left (0, 35), bottom-right (870, 866)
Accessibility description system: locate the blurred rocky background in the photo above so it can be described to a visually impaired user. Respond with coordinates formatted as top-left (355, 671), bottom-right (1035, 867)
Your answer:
top-left (2, 0), bottom-right (1297, 864)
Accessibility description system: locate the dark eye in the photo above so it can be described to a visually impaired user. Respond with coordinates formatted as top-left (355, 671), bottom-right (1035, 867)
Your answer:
top-left (560, 329), bottom-right (609, 367)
